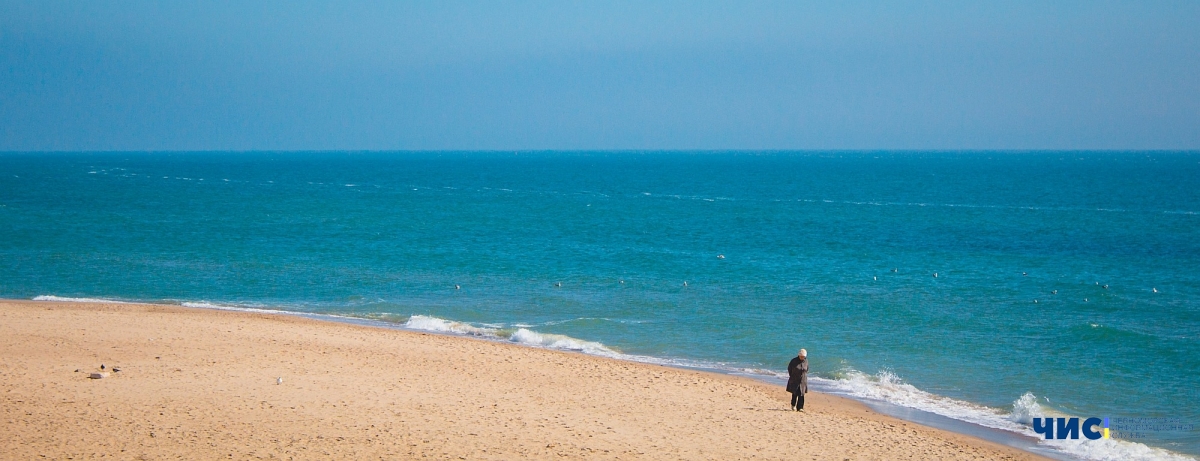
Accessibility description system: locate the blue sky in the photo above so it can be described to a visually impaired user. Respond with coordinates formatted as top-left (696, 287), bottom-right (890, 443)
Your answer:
top-left (2, 1), bottom-right (1198, 150)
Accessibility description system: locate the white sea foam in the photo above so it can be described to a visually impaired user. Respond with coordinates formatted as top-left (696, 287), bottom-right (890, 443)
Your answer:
top-left (33, 295), bottom-right (138, 304)
top-left (401, 315), bottom-right (622, 357)
top-left (399, 316), bottom-right (729, 370)
top-left (816, 369), bottom-right (1031, 431)
top-left (814, 369), bottom-right (1195, 461)
top-left (1009, 391), bottom-right (1046, 425)
top-left (180, 301), bottom-right (294, 316)
top-left (536, 317), bottom-right (646, 326)
top-left (403, 315), bottom-right (495, 337)
top-left (509, 328), bottom-right (619, 355)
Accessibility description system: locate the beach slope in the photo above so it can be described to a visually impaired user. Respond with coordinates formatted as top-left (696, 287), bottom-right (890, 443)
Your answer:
top-left (0, 300), bottom-right (1046, 460)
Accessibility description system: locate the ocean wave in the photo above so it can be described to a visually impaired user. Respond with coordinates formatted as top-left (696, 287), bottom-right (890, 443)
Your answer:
top-left (401, 315), bottom-right (621, 356)
top-left (180, 301), bottom-right (298, 316)
top-left (33, 295), bottom-right (141, 304)
top-left (815, 369), bottom-right (1194, 461)
top-left (509, 328), bottom-right (618, 355)
top-left (403, 315), bottom-right (496, 337)
top-left (814, 369), bottom-right (1065, 436)
top-left (536, 317), bottom-right (650, 327)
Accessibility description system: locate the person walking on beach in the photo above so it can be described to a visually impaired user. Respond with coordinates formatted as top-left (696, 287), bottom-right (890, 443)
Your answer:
top-left (787, 349), bottom-right (808, 411)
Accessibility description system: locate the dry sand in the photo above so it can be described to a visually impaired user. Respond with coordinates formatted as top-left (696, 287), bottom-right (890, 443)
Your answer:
top-left (0, 299), bottom-right (1048, 460)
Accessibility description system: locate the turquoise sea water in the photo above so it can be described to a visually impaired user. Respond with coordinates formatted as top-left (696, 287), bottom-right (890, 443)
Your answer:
top-left (2, 152), bottom-right (1198, 460)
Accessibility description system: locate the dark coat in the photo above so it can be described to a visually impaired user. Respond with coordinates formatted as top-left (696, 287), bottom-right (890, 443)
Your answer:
top-left (786, 356), bottom-right (808, 394)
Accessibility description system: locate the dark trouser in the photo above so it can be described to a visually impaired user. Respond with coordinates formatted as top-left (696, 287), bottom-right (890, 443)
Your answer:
top-left (791, 391), bottom-right (805, 410)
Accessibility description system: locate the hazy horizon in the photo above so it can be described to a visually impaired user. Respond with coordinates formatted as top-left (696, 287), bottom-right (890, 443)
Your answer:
top-left (3, 1), bottom-right (1198, 151)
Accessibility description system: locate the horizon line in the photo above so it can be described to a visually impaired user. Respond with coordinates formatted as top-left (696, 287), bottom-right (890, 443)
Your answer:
top-left (3, 149), bottom-right (1199, 155)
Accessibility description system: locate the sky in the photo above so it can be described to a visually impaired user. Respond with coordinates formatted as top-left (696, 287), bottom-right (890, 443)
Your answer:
top-left (1, 1), bottom-right (1198, 151)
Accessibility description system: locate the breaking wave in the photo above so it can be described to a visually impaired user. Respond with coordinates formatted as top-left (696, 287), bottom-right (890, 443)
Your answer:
top-left (402, 315), bottom-right (620, 356)
top-left (813, 369), bottom-right (1194, 461)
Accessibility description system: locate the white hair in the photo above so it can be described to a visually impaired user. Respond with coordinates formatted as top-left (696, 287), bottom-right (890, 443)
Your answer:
top-left (799, 349), bottom-right (807, 357)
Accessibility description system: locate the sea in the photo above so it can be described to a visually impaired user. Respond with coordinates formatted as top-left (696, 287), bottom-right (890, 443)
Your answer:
top-left (2, 151), bottom-right (1197, 460)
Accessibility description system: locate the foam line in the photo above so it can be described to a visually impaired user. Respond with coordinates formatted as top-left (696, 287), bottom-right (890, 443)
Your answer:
top-left (812, 369), bottom-right (1194, 461)
top-left (33, 295), bottom-right (143, 304)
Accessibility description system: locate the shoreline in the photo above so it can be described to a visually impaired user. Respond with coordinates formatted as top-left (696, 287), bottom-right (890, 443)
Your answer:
top-left (1, 298), bottom-right (1050, 460)
top-left (22, 296), bottom-right (1072, 459)
top-left (180, 300), bottom-right (1075, 460)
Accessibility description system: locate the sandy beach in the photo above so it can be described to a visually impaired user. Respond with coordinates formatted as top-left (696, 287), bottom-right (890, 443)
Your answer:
top-left (0, 299), bottom-right (1047, 460)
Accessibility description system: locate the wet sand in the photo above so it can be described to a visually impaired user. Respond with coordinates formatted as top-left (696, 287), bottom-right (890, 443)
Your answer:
top-left (0, 299), bottom-right (1048, 460)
